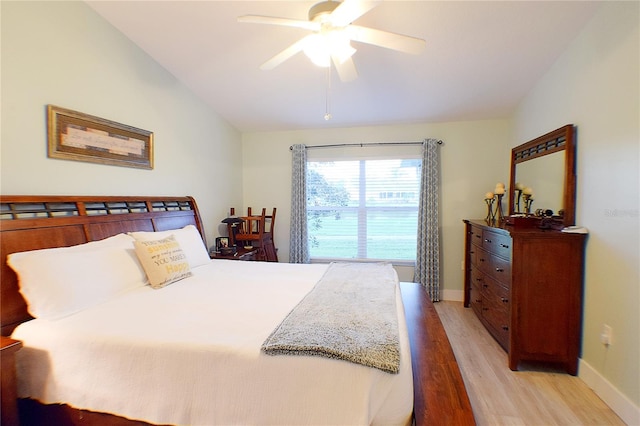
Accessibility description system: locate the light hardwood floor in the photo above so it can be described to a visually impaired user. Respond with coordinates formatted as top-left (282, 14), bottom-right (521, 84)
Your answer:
top-left (434, 301), bottom-right (626, 426)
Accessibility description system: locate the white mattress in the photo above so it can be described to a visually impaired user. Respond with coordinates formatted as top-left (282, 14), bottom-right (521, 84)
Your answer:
top-left (12, 260), bottom-right (413, 426)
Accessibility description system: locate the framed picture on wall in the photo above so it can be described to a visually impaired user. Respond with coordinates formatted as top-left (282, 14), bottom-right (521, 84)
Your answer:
top-left (47, 105), bottom-right (154, 169)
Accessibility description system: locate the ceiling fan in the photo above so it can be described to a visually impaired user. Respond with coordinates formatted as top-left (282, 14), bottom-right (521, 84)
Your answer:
top-left (238, 0), bottom-right (426, 82)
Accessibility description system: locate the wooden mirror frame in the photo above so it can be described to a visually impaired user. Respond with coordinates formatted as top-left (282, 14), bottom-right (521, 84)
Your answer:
top-left (508, 124), bottom-right (576, 227)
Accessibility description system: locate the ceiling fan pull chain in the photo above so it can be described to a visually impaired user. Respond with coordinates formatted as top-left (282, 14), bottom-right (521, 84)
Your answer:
top-left (324, 66), bottom-right (332, 121)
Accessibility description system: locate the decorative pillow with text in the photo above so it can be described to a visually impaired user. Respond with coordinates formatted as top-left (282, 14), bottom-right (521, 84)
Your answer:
top-left (133, 235), bottom-right (192, 289)
top-left (129, 225), bottom-right (210, 268)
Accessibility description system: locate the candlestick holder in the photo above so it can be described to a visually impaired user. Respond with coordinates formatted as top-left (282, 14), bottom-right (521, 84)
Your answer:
top-left (523, 194), bottom-right (534, 214)
top-left (494, 193), bottom-right (505, 222)
top-left (485, 197), bottom-right (496, 222)
top-left (514, 189), bottom-right (522, 213)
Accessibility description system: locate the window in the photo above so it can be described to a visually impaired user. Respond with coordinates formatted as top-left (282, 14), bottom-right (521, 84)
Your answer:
top-left (307, 158), bottom-right (421, 262)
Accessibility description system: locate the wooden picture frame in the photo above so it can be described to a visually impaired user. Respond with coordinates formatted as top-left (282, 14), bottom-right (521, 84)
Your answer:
top-left (47, 105), bottom-right (154, 169)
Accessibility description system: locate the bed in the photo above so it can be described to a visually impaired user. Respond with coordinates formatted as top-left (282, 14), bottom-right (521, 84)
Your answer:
top-left (0, 195), bottom-right (474, 426)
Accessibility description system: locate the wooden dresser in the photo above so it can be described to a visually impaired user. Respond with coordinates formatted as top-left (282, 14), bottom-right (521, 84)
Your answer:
top-left (463, 219), bottom-right (586, 375)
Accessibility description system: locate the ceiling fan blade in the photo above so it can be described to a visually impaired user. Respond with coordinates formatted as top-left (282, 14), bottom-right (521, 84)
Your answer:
top-left (332, 55), bottom-right (358, 82)
top-left (238, 15), bottom-right (320, 32)
top-left (260, 35), bottom-right (314, 70)
top-left (346, 25), bottom-right (425, 55)
top-left (329, 0), bottom-right (380, 27)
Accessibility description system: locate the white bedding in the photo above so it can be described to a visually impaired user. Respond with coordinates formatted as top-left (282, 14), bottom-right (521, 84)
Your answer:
top-left (12, 260), bottom-right (413, 426)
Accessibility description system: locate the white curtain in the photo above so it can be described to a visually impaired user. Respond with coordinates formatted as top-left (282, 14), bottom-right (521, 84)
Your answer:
top-left (289, 144), bottom-right (310, 263)
top-left (413, 139), bottom-right (442, 301)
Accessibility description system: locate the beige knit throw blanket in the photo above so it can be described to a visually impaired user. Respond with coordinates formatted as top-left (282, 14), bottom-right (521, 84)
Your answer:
top-left (261, 262), bottom-right (400, 374)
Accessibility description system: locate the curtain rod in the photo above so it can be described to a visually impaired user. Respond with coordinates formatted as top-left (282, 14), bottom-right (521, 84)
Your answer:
top-left (289, 140), bottom-right (442, 150)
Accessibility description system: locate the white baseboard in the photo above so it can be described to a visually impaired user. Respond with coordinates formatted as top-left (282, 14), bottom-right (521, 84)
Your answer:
top-left (442, 289), bottom-right (464, 302)
top-left (579, 359), bottom-right (640, 425)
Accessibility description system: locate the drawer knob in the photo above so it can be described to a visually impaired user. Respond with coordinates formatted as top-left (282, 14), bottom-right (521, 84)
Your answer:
top-left (470, 250), bottom-right (475, 254)
top-left (479, 258), bottom-right (485, 262)
top-left (496, 267), bottom-right (504, 272)
top-left (482, 284), bottom-right (488, 288)
top-left (502, 326), bottom-right (509, 331)
top-left (482, 307), bottom-right (489, 311)
top-left (484, 238), bottom-right (492, 243)
top-left (475, 234), bottom-right (481, 239)
top-left (501, 297), bottom-right (509, 303)
top-left (475, 299), bottom-right (482, 303)
top-left (475, 277), bottom-right (482, 282)
top-left (500, 243), bottom-right (510, 249)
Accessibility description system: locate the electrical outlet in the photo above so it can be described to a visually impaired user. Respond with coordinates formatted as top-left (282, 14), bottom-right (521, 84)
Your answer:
top-left (600, 324), bottom-right (613, 346)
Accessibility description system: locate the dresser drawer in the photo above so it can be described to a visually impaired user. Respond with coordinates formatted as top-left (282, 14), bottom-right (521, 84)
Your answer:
top-left (475, 267), bottom-right (510, 308)
top-left (482, 281), bottom-right (510, 349)
top-left (470, 265), bottom-right (485, 290)
top-left (484, 277), bottom-right (510, 310)
top-left (476, 247), bottom-right (511, 286)
top-left (482, 294), bottom-right (510, 349)
top-left (475, 246), bottom-right (490, 273)
top-left (482, 229), bottom-right (512, 260)
top-left (472, 263), bottom-right (510, 350)
top-left (469, 225), bottom-right (484, 250)
top-left (468, 243), bottom-right (480, 267)
top-left (487, 253), bottom-right (511, 286)
top-left (470, 280), bottom-right (483, 317)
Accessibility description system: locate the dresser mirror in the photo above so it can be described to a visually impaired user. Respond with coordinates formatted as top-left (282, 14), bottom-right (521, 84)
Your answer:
top-left (508, 124), bottom-right (576, 227)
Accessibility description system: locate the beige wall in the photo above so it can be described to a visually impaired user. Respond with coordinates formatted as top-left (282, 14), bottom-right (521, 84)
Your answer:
top-left (0, 1), bottom-right (243, 245)
top-left (512, 1), bottom-right (639, 419)
top-left (242, 120), bottom-right (510, 296)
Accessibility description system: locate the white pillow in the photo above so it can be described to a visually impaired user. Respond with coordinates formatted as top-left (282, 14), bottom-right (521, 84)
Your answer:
top-left (133, 235), bottom-right (192, 289)
top-left (6, 233), bottom-right (147, 320)
top-left (128, 225), bottom-right (210, 268)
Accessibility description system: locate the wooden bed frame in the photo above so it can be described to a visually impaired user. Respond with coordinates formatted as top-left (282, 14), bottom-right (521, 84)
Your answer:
top-left (0, 195), bottom-right (474, 426)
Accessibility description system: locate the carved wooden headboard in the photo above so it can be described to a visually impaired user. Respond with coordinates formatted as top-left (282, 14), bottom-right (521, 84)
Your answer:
top-left (0, 195), bottom-right (205, 336)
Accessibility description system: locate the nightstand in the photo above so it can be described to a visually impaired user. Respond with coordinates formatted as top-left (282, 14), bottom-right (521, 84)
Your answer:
top-left (1, 336), bottom-right (22, 426)
top-left (210, 247), bottom-right (258, 261)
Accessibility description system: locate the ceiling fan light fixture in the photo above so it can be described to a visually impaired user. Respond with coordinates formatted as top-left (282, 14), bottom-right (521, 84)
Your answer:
top-left (328, 29), bottom-right (356, 64)
top-left (303, 29), bottom-right (356, 68)
top-left (303, 33), bottom-right (332, 67)
top-left (241, 0), bottom-right (425, 81)
top-left (308, 1), bottom-right (340, 22)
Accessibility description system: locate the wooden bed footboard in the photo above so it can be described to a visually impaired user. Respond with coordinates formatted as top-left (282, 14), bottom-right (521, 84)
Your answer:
top-left (401, 282), bottom-right (476, 425)
top-left (0, 195), bottom-right (474, 426)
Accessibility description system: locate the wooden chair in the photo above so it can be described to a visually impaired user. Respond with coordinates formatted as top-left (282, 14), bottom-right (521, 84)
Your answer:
top-left (260, 208), bottom-right (278, 262)
top-left (230, 207), bottom-right (278, 262)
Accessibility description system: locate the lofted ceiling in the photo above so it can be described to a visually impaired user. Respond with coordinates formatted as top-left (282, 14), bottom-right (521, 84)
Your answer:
top-left (86, 1), bottom-right (602, 132)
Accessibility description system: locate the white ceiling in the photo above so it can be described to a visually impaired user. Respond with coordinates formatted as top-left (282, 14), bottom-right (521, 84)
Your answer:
top-left (86, 1), bottom-right (602, 132)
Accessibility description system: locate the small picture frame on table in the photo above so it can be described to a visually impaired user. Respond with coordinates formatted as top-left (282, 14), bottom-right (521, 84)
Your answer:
top-left (215, 237), bottom-right (230, 251)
